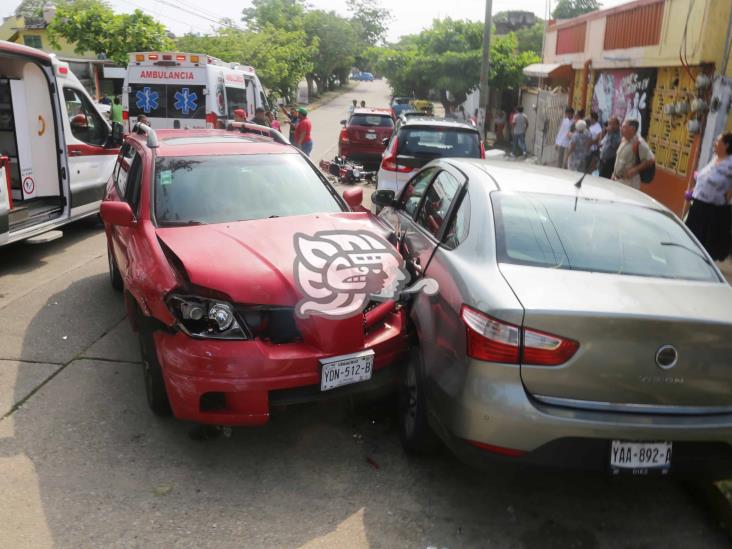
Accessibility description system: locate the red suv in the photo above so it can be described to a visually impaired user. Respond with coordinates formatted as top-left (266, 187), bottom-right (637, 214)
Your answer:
top-left (100, 124), bottom-right (409, 426)
top-left (338, 108), bottom-right (394, 167)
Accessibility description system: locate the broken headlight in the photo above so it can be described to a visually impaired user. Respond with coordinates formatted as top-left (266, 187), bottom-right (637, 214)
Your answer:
top-left (167, 295), bottom-right (248, 340)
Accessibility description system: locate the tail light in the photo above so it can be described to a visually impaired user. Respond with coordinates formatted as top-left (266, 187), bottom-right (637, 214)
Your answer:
top-left (461, 305), bottom-right (578, 365)
top-left (465, 440), bottom-right (527, 457)
top-left (206, 112), bottom-right (217, 129)
top-left (380, 137), bottom-right (413, 173)
top-left (122, 110), bottom-right (129, 121)
top-left (480, 141), bottom-right (486, 159)
top-left (339, 127), bottom-right (349, 144)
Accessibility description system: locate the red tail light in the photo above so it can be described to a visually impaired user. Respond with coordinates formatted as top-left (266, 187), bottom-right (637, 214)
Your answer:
top-left (206, 112), bottom-right (217, 129)
top-left (122, 110), bottom-right (129, 121)
top-left (480, 141), bottom-right (486, 159)
top-left (380, 137), bottom-right (414, 173)
top-left (461, 305), bottom-right (578, 366)
top-left (465, 440), bottom-right (527, 457)
top-left (339, 127), bottom-right (349, 144)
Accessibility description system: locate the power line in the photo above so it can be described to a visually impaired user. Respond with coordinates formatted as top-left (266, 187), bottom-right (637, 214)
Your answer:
top-left (124, 0), bottom-right (211, 34)
top-left (150, 0), bottom-right (245, 32)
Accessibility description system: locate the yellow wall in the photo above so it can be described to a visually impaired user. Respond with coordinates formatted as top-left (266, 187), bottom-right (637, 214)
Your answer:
top-left (0, 16), bottom-right (94, 59)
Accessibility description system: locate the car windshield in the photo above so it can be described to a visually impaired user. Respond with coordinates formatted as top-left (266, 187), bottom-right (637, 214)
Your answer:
top-left (397, 128), bottom-right (480, 158)
top-left (492, 192), bottom-right (720, 282)
top-left (154, 154), bottom-right (342, 225)
top-left (349, 115), bottom-right (394, 128)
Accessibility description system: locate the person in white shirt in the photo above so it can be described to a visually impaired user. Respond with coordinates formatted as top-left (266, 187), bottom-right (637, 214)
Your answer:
top-left (555, 107), bottom-right (574, 168)
top-left (587, 111), bottom-right (603, 173)
top-left (347, 99), bottom-right (357, 117)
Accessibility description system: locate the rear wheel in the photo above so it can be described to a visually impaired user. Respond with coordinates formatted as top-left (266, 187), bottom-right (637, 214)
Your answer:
top-left (107, 246), bottom-right (123, 292)
top-left (399, 348), bottom-right (440, 454)
top-left (138, 318), bottom-right (171, 416)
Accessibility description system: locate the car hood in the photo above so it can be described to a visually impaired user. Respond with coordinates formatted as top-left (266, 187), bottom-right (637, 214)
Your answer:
top-left (155, 212), bottom-right (392, 307)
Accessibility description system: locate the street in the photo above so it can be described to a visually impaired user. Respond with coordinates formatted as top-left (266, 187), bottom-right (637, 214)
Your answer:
top-left (0, 81), bottom-right (729, 548)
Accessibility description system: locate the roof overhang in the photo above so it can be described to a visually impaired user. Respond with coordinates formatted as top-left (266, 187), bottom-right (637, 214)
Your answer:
top-left (522, 63), bottom-right (572, 79)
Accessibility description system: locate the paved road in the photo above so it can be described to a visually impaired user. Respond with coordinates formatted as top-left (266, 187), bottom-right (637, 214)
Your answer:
top-left (0, 84), bottom-right (728, 548)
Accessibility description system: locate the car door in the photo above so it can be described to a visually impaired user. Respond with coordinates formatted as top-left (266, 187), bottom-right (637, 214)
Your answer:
top-left (62, 86), bottom-right (116, 216)
top-left (107, 143), bottom-right (142, 280)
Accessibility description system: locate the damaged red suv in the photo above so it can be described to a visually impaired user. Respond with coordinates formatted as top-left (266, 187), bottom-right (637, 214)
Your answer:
top-left (100, 124), bottom-right (409, 426)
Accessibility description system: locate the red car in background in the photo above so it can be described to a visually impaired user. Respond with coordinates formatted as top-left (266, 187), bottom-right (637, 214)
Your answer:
top-left (100, 124), bottom-right (409, 426)
top-left (339, 108), bottom-right (394, 167)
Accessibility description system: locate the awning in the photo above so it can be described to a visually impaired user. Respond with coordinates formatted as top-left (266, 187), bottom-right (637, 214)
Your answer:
top-left (522, 63), bottom-right (570, 78)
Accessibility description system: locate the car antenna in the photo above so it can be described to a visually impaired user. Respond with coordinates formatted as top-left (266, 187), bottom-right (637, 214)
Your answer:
top-left (574, 172), bottom-right (588, 189)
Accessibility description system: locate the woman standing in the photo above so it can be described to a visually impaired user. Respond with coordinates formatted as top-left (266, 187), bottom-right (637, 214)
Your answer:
top-left (566, 120), bottom-right (592, 172)
top-left (685, 132), bottom-right (732, 261)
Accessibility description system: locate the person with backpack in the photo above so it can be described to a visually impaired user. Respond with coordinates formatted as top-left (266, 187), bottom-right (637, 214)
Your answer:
top-left (612, 119), bottom-right (655, 189)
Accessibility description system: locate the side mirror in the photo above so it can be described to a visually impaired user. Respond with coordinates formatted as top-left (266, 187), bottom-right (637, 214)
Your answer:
top-left (371, 189), bottom-right (396, 208)
top-left (100, 201), bottom-right (135, 227)
top-left (342, 187), bottom-right (363, 209)
top-left (340, 119), bottom-right (347, 125)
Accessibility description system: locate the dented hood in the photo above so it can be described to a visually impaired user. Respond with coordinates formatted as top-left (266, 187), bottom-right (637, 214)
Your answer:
top-left (155, 212), bottom-right (393, 306)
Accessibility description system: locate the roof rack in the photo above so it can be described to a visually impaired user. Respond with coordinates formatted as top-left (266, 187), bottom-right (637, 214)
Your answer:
top-left (132, 122), bottom-right (158, 148)
top-left (225, 121), bottom-right (290, 146)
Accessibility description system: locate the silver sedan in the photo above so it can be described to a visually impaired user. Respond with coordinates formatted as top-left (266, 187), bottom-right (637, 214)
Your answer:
top-left (372, 158), bottom-right (732, 477)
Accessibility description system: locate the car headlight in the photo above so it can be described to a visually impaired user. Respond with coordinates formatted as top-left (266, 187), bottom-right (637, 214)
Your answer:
top-left (166, 294), bottom-right (248, 340)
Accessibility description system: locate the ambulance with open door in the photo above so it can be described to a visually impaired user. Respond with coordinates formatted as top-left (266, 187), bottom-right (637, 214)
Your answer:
top-left (0, 40), bottom-right (121, 247)
top-left (122, 52), bottom-right (269, 130)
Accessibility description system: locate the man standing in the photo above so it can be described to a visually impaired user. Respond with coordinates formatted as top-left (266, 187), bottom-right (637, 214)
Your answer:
top-left (587, 111), bottom-right (603, 172)
top-left (251, 107), bottom-right (269, 127)
top-left (360, 100), bottom-right (366, 108)
top-left (555, 107), bottom-right (574, 168)
top-left (612, 119), bottom-right (655, 189)
top-left (599, 116), bottom-right (621, 178)
top-left (294, 107), bottom-right (313, 156)
top-left (279, 105), bottom-right (299, 142)
top-left (511, 106), bottom-right (529, 157)
top-left (347, 99), bottom-right (357, 117)
top-left (110, 96), bottom-right (123, 125)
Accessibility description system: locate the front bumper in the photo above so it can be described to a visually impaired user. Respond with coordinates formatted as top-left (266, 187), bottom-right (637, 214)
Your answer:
top-left (154, 310), bottom-right (408, 426)
top-left (437, 359), bottom-right (732, 476)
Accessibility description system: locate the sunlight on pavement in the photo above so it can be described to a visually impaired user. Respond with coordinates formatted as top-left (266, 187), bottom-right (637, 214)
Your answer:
top-left (298, 507), bottom-right (369, 549)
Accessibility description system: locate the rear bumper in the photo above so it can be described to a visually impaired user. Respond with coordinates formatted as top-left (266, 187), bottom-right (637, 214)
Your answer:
top-left (434, 359), bottom-right (732, 475)
top-left (154, 310), bottom-right (409, 426)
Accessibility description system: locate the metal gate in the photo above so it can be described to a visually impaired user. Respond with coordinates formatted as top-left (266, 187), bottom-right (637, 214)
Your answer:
top-left (533, 90), bottom-right (569, 166)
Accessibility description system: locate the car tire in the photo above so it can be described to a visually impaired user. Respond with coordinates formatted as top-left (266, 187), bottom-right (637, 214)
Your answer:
top-left (138, 318), bottom-right (172, 417)
top-left (108, 246), bottom-right (123, 292)
top-left (399, 347), bottom-right (440, 454)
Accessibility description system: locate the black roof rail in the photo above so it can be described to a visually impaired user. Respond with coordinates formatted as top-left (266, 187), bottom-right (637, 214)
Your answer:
top-left (132, 122), bottom-right (158, 148)
top-left (225, 120), bottom-right (290, 146)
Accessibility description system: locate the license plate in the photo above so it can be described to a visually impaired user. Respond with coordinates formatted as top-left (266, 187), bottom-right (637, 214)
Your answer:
top-left (320, 350), bottom-right (374, 391)
top-left (610, 441), bottom-right (672, 470)
top-left (365, 133), bottom-right (377, 140)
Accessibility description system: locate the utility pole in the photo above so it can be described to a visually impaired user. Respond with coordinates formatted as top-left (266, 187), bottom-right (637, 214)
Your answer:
top-left (478, 0), bottom-right (494, 142)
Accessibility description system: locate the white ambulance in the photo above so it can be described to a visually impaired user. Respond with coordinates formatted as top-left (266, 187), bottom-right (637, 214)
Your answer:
top-left (122, 52), bottom-right (269, 130)
top-left (0, 40), bottom-right (120, 247)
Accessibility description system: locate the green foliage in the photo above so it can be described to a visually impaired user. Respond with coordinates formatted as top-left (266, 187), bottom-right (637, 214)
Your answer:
top-left (47, 0), bottom-right (172, 64)
top-left (488, 33), bottom-right (541, 90)
top-left (15, 0), bottom-right (47, 18)
top-left (346, 0), bottom-right (391, 46)
top-left (241, 0), bottom-right (307, 32)
top-left (176, 27), bottom-right (315, 101)
top-left (515, 21), bottom-right (544, 54)
top-left (552, 0), bottom-right (601, 19)
top-left (303, 10), bottom-right (358, 91)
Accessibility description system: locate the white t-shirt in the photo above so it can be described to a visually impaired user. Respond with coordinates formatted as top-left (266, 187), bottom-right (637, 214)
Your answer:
top-left (589, 122), bottom-right (603, 151)
top-left (555, 117), bottom-right (572, 148)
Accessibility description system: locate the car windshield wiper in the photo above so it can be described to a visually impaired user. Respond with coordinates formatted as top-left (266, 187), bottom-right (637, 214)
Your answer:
top-left (660, 241), bottom-right (713, 267)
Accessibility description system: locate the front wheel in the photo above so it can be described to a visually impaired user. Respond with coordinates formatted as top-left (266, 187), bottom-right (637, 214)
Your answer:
top-left (398, 348), bottom-right (440, 454)
top-left (138, 321), bottom-right (171, 417)
top-left (107, 246), bottom-right (123, 292)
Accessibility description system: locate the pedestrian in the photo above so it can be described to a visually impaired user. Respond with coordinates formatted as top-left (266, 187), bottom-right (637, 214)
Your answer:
top-left (233, 108), bottom-right (247, 122)
top-left (511, 106), bottom-right (529, 157)
top-left (347, 99), bottom-right (357, 116)
top-left (494, 109), bottom-right (506, 143)
top-left (599, 116), bottom-right (621, 178)
top-left (279, 105), bottom-right (299, 142)
top-left (555, 107), bottom-right (574, 168)
top-left (251, 107), bottom-right (269, 127)
top-left (566, 119), bottom-right (592, 172)
top-left (684, 132), bottom-right (732, 261)
top-left (360, 100), bottom-right (366, 108)
top-left (457, 105), bottom-right (468, 123)
top-left (267, 111), bottom-right (282, 132)
top-left (294, 107), bottom-right (313, 156)
top-left (587, 111), bottom-right (603, 172)
top-left (612, 119), bottom-right (655, 190)
top-left (110, 96), bottom-right (123, 125)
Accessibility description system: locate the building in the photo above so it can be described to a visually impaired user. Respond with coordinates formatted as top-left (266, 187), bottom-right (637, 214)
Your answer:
top-left (525, 0), bottom-right (732, 216)
top-left (0, 5), bottom-right (124, 100)
top-left (494, 11), bottom-right (537, 35)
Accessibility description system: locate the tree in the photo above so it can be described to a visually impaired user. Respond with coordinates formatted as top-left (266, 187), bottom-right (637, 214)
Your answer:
top-left (515, 21), bottom-right (544, 55)
top-left (241, 0), bottom-right (307, 32)
top-left (488, 33), bottom-right (541, 90)
top-left (303, 10), bottom-right (358, 95)
top-left (552, 0), bottom-right (601, 20)
top-left (47, 0), bottom-right (172, 64)
top-left (346, 0), bottom-right (391, 46)
top-left (15, 0), bottom-right (47, 17)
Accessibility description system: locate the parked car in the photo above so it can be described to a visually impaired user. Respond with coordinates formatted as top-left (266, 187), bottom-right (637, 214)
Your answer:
top-left (376, 119), bottom-right (484, 198)
top-left (350, 72), bottom-right (374, 81)
top-left (101, 123), bottom-right (409, 426)
top-left (339, 108), bottom-right (395, 167)
top-left (372, 158), bottom-right (732, 477)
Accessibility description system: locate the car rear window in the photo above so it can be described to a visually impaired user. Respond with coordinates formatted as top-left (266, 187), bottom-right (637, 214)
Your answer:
top-left (349, 115), bottom-right (394, 128)
top-left (492, 192), bottom-right (720, 282)
top-left (154, 154), bottom-right (342, 226)
top-left (397, 128), bottom-right (480, 158)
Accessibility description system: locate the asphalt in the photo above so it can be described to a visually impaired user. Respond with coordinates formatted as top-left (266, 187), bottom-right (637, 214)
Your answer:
top-left (0, 79), bottom-right (729, 548)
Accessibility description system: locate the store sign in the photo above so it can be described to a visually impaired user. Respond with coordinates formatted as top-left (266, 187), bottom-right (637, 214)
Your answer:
top-left (592, 69), bottom-right (657, 137)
